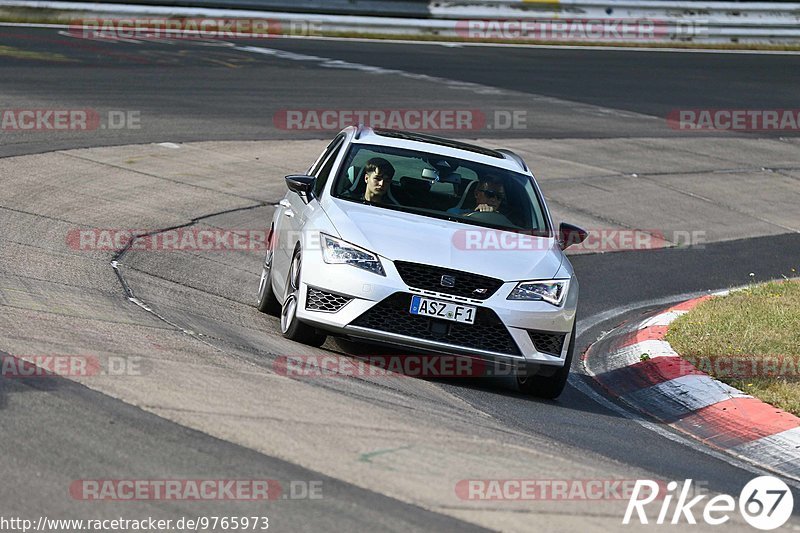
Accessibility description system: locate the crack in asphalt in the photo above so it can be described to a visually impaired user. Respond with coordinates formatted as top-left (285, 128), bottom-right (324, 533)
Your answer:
top-left (103, 200), bottom-right (492, 419)
top-left (109, 202), bottom-right (274, 362)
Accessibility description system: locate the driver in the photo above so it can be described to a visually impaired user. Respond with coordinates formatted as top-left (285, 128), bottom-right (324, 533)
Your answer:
top-left (449, 175), bottom-right (506, 215)
top-left (363, 158), bottom-right (396, 204)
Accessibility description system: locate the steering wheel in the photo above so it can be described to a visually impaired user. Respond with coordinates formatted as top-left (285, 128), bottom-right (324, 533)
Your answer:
top-left (464, 210), bottom-right (514, 226)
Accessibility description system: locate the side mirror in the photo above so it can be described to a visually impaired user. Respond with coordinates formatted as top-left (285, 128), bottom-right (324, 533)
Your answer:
top-left (285, 175), bottom-right (316, 201)
top-left (558, 222), bottom-right (588, 250)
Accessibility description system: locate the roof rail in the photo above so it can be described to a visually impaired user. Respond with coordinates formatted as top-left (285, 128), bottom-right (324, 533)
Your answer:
top-left (496, 149), bottom-right (528, 172)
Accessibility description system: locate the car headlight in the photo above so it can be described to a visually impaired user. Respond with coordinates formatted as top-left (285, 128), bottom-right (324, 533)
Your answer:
top-left (507, 280), bottom-right (569, 306)
top-left (321, 233), bottom-right (385, 277)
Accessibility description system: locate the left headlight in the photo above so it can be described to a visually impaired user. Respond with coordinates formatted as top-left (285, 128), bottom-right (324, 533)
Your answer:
top-left (507, 279), bottom-right (569, 306)
top-left (320, 233), bottom-right (385, 277)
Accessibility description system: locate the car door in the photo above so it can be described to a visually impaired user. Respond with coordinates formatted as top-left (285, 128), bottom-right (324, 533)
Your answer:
top-left (273, 134), bottom-right (347, 300)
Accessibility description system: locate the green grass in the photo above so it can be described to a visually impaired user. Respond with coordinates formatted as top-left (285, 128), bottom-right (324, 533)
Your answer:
top-left (666, 279), bottom-right (800, 416)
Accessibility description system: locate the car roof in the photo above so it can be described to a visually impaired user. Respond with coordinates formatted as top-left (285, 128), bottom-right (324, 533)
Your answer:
top-left (348, 126), bottom-right (531, 174)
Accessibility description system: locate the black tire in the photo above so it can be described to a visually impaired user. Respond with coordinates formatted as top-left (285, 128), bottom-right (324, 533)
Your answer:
top-left (280, 248), bottom-right (327, 347)
top-left (256, 246), bottom-right (281, 316)
top-left (516, 322), bottom-right (576, 399)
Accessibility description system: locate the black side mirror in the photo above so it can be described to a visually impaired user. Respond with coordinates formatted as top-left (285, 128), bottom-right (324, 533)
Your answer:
top-left (559, 222), bottom-right (588, 250)
top-left (285, 175), bottom-right (316, 201)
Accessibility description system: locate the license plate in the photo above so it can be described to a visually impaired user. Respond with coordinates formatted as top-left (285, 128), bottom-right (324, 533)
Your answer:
top-left (409, 295), bottom-right (476, 325)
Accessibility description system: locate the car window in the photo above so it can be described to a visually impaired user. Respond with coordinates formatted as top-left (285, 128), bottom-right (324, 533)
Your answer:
top-left (311, 135), bottom-right (345, 199)
top-left (331, 143), bottom-right (550, 235)
top-left (309, 134), bottom-right (344, 176)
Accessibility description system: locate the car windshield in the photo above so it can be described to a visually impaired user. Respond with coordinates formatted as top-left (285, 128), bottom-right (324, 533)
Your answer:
top-left (331, 143), bottom-right (550, 235)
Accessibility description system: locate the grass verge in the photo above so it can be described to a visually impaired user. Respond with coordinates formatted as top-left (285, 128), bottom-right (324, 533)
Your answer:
top-left (666, 279), bottom-right (800, 416)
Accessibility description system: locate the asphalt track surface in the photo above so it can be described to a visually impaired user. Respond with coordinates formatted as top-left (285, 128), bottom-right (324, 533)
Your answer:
top-left (2, 26), bottom-right (800, 156)
top-left (2, 26), bottom-right (800, 532)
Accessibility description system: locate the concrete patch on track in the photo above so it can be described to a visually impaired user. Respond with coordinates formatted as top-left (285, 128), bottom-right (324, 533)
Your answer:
top-left (2, 138), bottom-right (799, 531)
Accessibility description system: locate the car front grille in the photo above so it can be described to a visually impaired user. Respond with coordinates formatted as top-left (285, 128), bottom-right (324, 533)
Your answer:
top-left (350, 293), bottom-right (521, 356)
top-left (306, 287), bottom-right (352, 313)
top-left (528, 330), bottom-right (567, 357)
top-left (393, 261), bottom-right (503, 300)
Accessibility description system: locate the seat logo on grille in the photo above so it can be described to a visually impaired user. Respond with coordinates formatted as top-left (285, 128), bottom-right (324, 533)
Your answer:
top-left (440, 275), bottom-right (456, 288)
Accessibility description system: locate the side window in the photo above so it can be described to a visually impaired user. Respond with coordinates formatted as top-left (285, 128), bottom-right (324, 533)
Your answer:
top-left (312, 135), bottom-right (345, 198)
top-left (308, 135), bottom-right (339, 175)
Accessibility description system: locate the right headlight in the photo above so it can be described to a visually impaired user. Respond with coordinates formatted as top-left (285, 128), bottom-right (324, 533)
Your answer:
top-left (320, 233), bottom-right (385, 277)
top-left (507, 279), bottom-right (569, 306)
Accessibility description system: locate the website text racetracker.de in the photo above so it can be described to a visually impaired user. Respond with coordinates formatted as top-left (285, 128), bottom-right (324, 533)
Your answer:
top-left (274, 354), bottom-right (516, 378)
top-left (1, 354), bottom-right (144, 378)
top-left (452, 229), bottom-right (707, 252)
top-left (68, 479), bottom-right (323, 502)
top-left (67, 228), bottom-right (271, 252)
top-left (1, 110), bottom-right (141, 131)
top-left (454, 19), bottom-right (706, 41)
top-left (456, 479), bottom-right (674, 501)
top-left (68, 17), bottom-right (324, 39)
top-left (273, 109), bottom-right (529, 131)
top-left (667, 109), bottom-right (800, 131)
top-left (0, 516), bottom-right (269, 532)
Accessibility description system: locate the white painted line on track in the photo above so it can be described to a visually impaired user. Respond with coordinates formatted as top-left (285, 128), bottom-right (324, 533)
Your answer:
top-left (730, 427), bottom-right (800, 478)
top-left (567, 373), bottom-right (800, 487)
top-left (638, 310), bottom-right (687, 327)
top-left (575, 290), bottom-right (714, 338)
top-left (625, 373), bottom-right (750, 410)
top-left (617, 339), bottom-right (678, 359)
top-left (234, 44), bottom-right (506, 95)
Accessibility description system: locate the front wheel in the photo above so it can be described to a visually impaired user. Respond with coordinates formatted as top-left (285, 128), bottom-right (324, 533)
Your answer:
top-left (256, 248), bottom-right (281, 315)
top-left (280, 249), bottom-right (327, 347)
top-left (516, 322), bottom-right (576, 399)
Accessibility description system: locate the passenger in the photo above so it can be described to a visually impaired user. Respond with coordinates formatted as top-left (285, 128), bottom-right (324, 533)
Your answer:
top-left (449, 176), bottom-right (506, 215)
top-left (363, 157), bottom-right (396, 204)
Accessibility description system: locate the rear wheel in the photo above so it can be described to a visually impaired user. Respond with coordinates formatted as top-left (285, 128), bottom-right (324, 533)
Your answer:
top-left (516, 322), bottom-right (576, 399)
top-left (280, 249), bottom-right (327, 347)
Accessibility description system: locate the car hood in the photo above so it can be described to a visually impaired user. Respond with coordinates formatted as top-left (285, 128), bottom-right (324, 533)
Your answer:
top-left (323, 199), bottom-right (563, 281)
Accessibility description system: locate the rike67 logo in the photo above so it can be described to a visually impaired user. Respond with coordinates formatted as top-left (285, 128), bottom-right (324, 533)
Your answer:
top-left (624, 477), bottom-right (794, 530)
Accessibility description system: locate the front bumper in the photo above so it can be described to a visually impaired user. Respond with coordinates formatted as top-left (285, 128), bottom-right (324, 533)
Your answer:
top-left (294, 250), bottom-right (577, 367)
